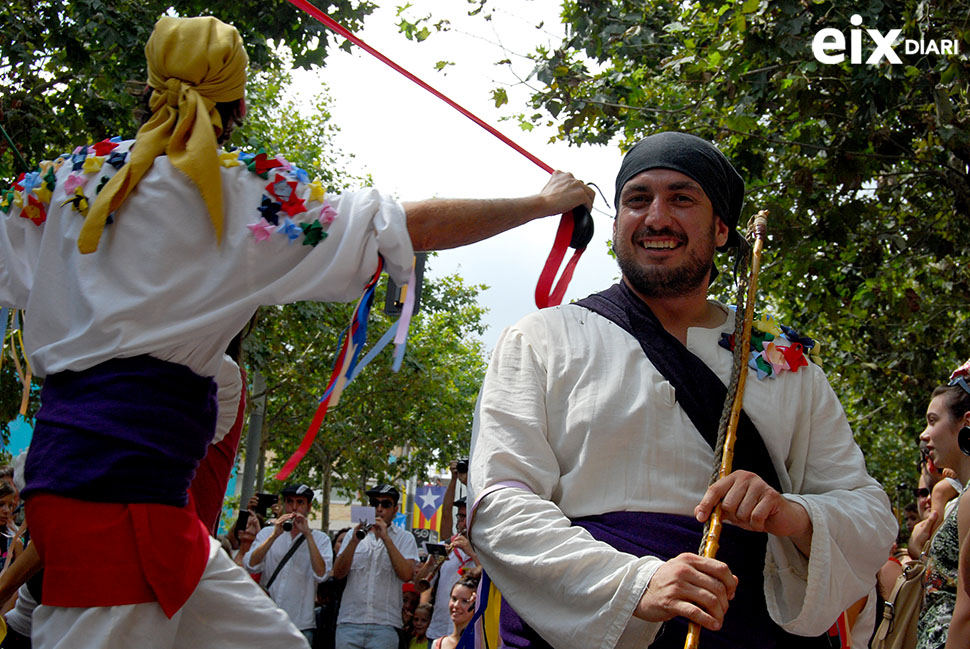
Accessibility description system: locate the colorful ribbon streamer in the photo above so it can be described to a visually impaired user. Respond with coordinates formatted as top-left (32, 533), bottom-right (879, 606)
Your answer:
top-left (285, 0), bottom-right (588, 308)
top-left (275, 257), bottom-right (420, 480)
top-left (274, 259), bottom-right (385, 480)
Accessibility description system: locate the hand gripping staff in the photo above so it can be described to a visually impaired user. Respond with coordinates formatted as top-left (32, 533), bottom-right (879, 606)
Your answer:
top-left (683, 211), bottom-right (769, 649)
top-left (285, 0), bottom-right (594, 309)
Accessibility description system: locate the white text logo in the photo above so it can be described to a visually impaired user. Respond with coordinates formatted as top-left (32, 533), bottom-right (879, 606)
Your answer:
top-left (812, 15), bottom-right (960, 64)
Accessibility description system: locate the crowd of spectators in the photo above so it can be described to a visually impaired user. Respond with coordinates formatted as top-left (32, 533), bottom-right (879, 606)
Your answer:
top-left (219, 462), bottom-right (479, 649)
top-left (871, 364), bottom-right (970, 649)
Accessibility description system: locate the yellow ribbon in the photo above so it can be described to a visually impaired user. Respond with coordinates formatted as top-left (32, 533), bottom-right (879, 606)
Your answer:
top-left (80, 16), bottom-right (249, 253)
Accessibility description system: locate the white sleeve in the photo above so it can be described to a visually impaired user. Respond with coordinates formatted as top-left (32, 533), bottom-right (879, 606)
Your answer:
top-left (312, 531), bottom-right (334, 584)
top-left (469, 324), bottom-right (663, 649)
top-left (244, 527), bottom-right (273, 573)
top-left (397, 528), bottom-right (420, 563)
top-left (212, 355), bottom-right (243, 445)
top-left (0, 177), bottom-right (48, 307)
top-left (238, 185), bottom-right (415, 307)
top-left (765, 367), bottom-right (897, 635)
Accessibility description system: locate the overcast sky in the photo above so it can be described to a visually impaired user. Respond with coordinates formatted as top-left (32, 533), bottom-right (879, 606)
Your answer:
top-left (291, 0), bottom-right (624, 351)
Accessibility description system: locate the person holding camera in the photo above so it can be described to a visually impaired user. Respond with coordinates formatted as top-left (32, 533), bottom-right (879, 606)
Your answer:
top-left (332, 485), bottom-right (419, 649)
top-left (245, 484), bottom-right (332, 645)
top-left (420, 462), bottom-right (479, 641)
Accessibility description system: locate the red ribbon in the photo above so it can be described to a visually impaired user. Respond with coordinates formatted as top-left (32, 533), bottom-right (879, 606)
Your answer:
top-left (286, 0), bottom-right (584, 308)
top-left (274, 260), bottom-right (384, 481)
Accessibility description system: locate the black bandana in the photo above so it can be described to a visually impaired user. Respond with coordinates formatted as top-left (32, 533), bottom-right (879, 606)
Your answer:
top-left (614, 132), bottom-right (745, 250)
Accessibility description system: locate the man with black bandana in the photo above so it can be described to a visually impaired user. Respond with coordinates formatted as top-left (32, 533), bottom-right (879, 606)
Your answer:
top-left (468, 132), bottom-right (896, 649)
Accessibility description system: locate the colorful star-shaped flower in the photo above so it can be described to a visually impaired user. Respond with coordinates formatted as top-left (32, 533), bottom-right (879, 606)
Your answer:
top-left (71, 145), bottom-right (88, 171)
top-left (219, 150), bottom-right (242, 168)
top-left (13, 191), bottom-right (23, 209)
top-left (750, 355), bottom-right (774, 380)
top-left (277, 217), bottom-right (302, 243)
top-left (63, 173), bottom-right (87, 194)
top-left (266, 174), bottom-right (308, 217)
top-left (247, 218), bottom-right (276, 242)
top-left (750, 328), bottom-right (775, 353)
top-left (266, 174), bottom-right (295, 203)
top-left (32, 184), bottom-right (52, 205)
top-left (0, 190), bottom-right (13, 214)
top-left (780, 325), bottom-right (814, 352)
top-left (753, 314), bottom-right (782, 337)
top-left (60, 187), bottom-right (90, 217)
top-left (91, 138), bottom-right (119, 156)
top-left (42, 165), bottom-right (57, 191)
top-left (257, 196), bottom-right (283, 226)
top-left (318, 203), bottom-right (337, 226)
top-left (21, 194), bottom-right (47, 226)
top-left (808, 340), bottom-right (822, 364)
top-left (761, 342), bottom-right (789, 375)
top-left (106, 151), bottom-right (128, 169)
top-left (273, 154), bottom-right (291, 170)
top-left (301, 220), bottom-right (327, 247)
top-left (82, 156), bottom-right (104, 174)
top-left (292, 167), bottom-right (310, 184)
top-left (781, 343), bottom-right (808, 372)
top-left (307, 178), bottom-right (326, 203)
top-left (20, 170), bottom-right (41, 196)
top-left (246, 149), bottom-right (284, 178)
top-left (96, 176), bottom-right (111, 195)
top-left (281, 193), bottom-right (306, 217)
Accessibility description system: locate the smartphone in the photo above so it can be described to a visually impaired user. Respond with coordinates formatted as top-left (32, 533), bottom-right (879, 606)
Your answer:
top-left (425, 542), bottom-right (449, 558)
top-left (234, 510), bottom-right (251, 534)
top-left (255, 492), bottom-right (278, 518)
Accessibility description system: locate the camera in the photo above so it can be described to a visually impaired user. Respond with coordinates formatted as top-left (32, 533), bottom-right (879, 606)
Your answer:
top-left (456, 458), bottom-right (469, 474)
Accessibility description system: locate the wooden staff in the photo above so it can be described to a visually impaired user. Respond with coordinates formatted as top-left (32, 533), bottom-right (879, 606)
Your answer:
top-left (683, 210), bottom-right (769, 649)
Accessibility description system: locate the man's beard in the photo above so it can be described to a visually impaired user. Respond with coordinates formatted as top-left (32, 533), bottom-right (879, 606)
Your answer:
top-left (614, 224), bottom-right (716, 298)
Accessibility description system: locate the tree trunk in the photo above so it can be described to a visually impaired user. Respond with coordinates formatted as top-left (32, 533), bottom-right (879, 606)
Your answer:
top-left (319, 451), bottom-right (333, 532)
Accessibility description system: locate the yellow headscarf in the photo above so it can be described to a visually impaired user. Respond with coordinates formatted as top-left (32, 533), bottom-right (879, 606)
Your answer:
top-left (79, 16), bottom-right (249, 253)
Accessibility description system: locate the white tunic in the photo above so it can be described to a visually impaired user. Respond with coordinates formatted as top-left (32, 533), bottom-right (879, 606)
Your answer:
top-left (469, 302), bottom-right (896, 649)
top-left (0, 139), bottom-right (414, 380)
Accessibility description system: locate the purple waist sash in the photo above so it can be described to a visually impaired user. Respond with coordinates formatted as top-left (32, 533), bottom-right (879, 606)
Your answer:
top-left (23, 356), bottom-right (218, 507)
top-left (500, 512), bottom-right (827, 649)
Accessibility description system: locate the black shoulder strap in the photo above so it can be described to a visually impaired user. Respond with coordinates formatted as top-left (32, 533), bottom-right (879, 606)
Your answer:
top-left (575, 283), bottom-right (781, 492)
top-left (264, 534), bottom-right (307, 590)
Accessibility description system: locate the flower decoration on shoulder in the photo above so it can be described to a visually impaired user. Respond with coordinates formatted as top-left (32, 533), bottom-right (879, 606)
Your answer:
top-left (236, 145), bottom-right (338, 248)
top-left (3, 157), bottom-right (60, 225)
top-left (718, 313), bottom-right (820, 380)
top-left (1, 136), bottom-right (128, 228)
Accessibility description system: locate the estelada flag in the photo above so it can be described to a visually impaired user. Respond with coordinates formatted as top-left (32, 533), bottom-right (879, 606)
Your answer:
top-left (413, 485), bottom-right (446, 531)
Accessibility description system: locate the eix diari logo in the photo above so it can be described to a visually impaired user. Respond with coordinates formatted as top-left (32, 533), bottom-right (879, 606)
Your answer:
top-left (812, 14), bottom-right (960, 64)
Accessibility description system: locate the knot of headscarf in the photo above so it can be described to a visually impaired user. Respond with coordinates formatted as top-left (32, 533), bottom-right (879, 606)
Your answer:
top-left (162, 78), bottom-right (184, 108)
top-left (79, 16), bottom-right (248, 254)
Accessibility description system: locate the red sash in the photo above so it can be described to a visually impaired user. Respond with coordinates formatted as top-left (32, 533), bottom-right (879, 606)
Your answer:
top-left (27, 493), bottom-right (210, 618)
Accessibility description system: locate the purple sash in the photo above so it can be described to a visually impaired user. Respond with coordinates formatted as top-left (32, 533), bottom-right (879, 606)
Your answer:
top-left (23, 355), bottom-right (218, 507)
top-left (500, 512), bottom-right (831, 649)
